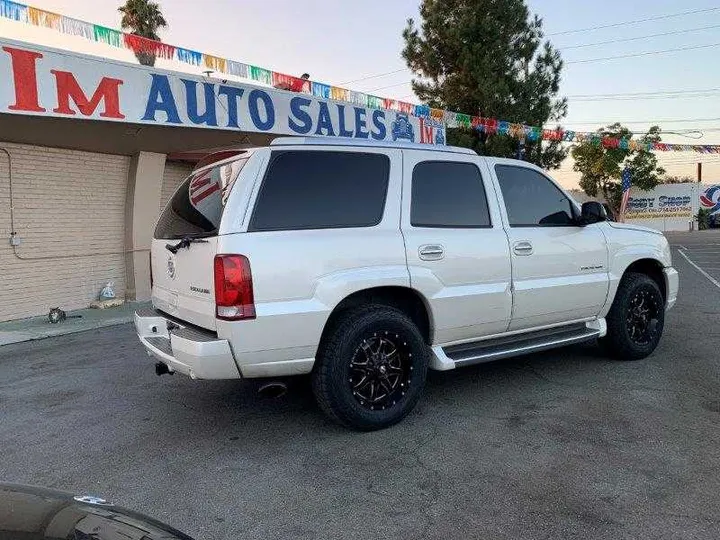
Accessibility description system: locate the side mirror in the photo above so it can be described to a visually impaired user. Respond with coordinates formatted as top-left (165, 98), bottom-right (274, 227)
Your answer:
top-left (580, 201), bottom-right (607, 225)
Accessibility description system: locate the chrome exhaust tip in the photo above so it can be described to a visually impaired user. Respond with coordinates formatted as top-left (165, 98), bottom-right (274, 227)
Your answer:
top-left (257, 381), bottom-right (288, 399)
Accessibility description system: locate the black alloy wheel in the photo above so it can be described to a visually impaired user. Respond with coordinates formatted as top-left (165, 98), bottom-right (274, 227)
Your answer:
top-left (349, 333), bottom-right (413, 411)
top-left (312, 305), bottom-right (429, 430)
top-left (626, 287), bottom-right (661, 346)
top-left (602, 272), bottom-right (665, 360)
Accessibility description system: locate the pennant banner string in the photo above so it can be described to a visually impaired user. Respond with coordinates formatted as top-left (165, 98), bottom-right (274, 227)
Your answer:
top-left (0, 0), bottom-right (27, 22)
top-left (2, 0), bottom-right (720, 152)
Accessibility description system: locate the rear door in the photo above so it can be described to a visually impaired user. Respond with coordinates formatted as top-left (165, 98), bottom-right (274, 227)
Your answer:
top-left (401, 152), bottom-right (512, 344)
top-left (152, 156), bottom-right (251, 330)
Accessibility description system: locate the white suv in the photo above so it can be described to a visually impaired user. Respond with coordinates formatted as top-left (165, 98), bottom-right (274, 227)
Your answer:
top-left (136, 137), bottom-right (679, 430)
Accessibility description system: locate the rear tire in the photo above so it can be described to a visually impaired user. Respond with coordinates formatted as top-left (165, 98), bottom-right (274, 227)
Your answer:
top-left (312, 305), bottom-right (429, 431)
top-left (601, 272), bottom-right (665, 360)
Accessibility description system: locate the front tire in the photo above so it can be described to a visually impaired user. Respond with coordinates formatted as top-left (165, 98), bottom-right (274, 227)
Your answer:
top-left (312, 305), bottom-right (429, 431)
top-left (601, 272), bottom-right (665, 360)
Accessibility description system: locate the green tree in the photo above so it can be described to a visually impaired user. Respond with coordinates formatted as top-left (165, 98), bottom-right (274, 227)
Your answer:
top-left (571, 123), bottom-right (666, 215)
top-left (402, 0), bottom-right (567, 168)
top-left (697, 208), bottom-right (711, 230)
top-left (118, 0), bottom-right (167, 66)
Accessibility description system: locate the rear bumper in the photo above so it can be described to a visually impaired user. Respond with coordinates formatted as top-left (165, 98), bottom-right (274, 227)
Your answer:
top-left (664, 267), bottom-right (679, 311)
top-left (134, 308), bottom-right (240, 379)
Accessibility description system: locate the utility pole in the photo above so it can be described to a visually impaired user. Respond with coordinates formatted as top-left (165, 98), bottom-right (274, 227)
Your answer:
top-left (697, 162), bottom-right (703, 183)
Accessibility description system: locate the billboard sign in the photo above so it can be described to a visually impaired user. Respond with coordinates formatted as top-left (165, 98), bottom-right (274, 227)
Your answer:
top-left (0, 38), bottom-right (446, 145)
top-left (624, 183), bottom-right (699, 231)
top-left (626, 193), bottom-right (694, 220)
top-left (700, 185), bottom-right (720, 215)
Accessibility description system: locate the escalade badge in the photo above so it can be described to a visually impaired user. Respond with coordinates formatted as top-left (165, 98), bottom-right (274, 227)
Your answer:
top-left (167, 256), bottom-right (176, 279)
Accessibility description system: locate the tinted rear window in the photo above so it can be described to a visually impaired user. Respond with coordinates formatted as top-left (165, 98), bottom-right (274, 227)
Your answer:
top-left (248, 151), bottom-right (390, 231)
top-left (411, 161), bottom-right (491, 228)
top-left (155, 157), bottom-right (248, 239)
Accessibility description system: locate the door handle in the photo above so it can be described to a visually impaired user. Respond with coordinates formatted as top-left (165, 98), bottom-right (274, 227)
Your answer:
top-left (419, 245), bottom-right (444, 261)
top-left (513, 241), bottom-right (533, 256)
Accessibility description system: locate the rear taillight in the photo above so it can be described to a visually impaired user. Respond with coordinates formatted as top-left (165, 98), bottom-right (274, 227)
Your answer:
top-left (214, 254), bottom-right (256, 321)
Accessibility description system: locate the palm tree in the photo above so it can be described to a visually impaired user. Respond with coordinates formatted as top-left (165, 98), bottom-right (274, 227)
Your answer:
top-left (118, 0), bottom-right (167, 67)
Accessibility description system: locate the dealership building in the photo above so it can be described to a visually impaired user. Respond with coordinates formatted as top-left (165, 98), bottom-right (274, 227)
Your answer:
top-left (1, 33), bottom-right (718, 323)
top-left (0, 37), bottom-right (444, 322)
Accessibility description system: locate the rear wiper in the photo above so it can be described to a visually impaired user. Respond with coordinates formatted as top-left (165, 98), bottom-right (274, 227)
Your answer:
top-left (165, 237), bottom-right (209, 254)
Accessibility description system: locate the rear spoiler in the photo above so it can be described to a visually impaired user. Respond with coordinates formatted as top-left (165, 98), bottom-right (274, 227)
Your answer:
top-left (194, 150), bottom-right (249, 171)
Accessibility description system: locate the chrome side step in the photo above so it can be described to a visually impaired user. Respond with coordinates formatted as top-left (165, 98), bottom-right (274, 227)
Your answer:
top-left (441, 323), bottom-right (601, 368)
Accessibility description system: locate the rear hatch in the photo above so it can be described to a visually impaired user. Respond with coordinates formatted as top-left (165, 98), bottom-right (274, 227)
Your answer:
top-left (152, 155), bottom-right (250, 330)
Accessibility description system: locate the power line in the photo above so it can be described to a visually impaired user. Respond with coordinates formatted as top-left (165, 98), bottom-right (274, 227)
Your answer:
top-left (368, 81), bottom-right (414, 92)
top-left (342, 8), bottom-right (720, 87)
top-left (563, 117), bottom-right (720, 126)
top-left (370, 81), bottom-right (720, 102)
top-left (340, 69), bottom-right (407, 85)
top-left (666, 159), bottom-right (720, 163)
top-left (661, 159), bottom-right (720, 164)
top-left (391, 89), bottom-right (720, 103)
top-left (345, 28), bottom-right (720, 88)
top-left (572, 92), bottom-right (720, 102)
top-left (360, 43), bottom-right (720, 93)
top-left (379, 86), bottom-right (720, 102)
top-left (568, 88), bottom-right (720, 98)
top-left (566, 42), bottom-right (720, 64)
top-left (560, 23), bottom-right (720, 50)
top-left (660, 149), bottom-right (720, 154)
top-left (662, 164), bottom-right (720, 167)
top-left (662, 161), bottom-right (720, 166)
top-left (548, 6), bottom-right (720, 36)
top-left (661, 145), bottom-right (720, 152)
top-left (370, 76), bottom-right (711, 95)
top-left (659, 155), bottom-right (720, 160)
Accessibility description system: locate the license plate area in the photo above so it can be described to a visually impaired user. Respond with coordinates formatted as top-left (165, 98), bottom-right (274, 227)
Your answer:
top-left (167, 320), bottom-right (183, 333)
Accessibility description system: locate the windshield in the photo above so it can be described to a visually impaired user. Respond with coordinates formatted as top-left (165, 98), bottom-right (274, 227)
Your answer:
top-left (154, 155), bottom-right (250, 239)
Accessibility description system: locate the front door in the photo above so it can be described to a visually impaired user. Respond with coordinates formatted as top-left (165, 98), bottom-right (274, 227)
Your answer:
top-left (492, 162), bottom-right (609, 331)
top-left (401, 152), bottom-right (512, 344)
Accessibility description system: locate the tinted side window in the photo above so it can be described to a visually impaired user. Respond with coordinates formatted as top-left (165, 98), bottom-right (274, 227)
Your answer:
top-left (249, 151), bottom-right (390, 231)
top-left (411, 161), bottom-right (491, 228)
top-left (495, 165), bottom-right (575, 227)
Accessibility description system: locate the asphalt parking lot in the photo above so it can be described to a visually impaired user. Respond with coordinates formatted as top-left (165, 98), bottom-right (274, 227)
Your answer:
top-left (2, 231), bottom-right (720, 540)
top-left (670, 231), bottom-right (720, 288)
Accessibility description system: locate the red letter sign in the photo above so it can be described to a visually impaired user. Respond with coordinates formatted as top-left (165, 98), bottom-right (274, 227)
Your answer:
top-left (189, 170), bottom-right (220, 206)
top-left (419, 118), bottom-right (434, 144)
top-left (51, 70), bottom-right (125, 119)
top-left (2, 46), bottom-right (45, 113)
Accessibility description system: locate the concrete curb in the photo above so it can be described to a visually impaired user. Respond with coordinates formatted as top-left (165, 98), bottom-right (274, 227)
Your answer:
top-left (0, 302), bottom-right (148, 346)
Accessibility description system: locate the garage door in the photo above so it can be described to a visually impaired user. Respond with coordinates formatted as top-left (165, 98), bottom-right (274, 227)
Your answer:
top-left (0, 142), bottom-right (130, 322)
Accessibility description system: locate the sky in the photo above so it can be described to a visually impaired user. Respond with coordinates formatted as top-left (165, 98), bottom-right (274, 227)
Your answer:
top-left (1, 0), bottom-right (720, 188)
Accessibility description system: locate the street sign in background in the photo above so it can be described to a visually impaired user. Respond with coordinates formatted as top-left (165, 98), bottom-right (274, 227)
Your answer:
top-left (626, 183), bottom-right (699, 232)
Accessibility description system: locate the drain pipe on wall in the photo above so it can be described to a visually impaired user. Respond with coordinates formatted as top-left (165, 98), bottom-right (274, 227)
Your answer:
top-left (1, 146), bottom-right (147, 261)
top-left (1, 147), bottom-right (18, 249)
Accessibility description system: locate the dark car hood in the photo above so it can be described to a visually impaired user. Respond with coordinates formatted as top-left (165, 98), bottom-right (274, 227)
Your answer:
top-left (0, 483), bottom-right (194, 540)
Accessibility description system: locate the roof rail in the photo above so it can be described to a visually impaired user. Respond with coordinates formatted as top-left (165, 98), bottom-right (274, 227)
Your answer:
top-left (270, 136), bottom-right (477, 155)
